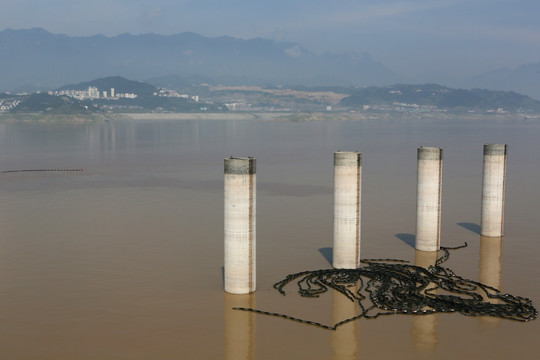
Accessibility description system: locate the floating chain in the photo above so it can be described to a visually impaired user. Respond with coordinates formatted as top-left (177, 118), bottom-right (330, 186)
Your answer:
top-left (234, 243), bottom-right (537, 330)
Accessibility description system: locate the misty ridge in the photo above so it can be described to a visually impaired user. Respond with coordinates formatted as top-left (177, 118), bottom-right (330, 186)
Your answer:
top-left (1, 28), bottom-right (540, 101)
top-left (0, 28), bottom-right (396, 92)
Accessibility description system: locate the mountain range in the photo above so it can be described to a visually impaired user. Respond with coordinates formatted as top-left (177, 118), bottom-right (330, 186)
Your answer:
top-left (1, 28), bottom-right (539, 100)
top-left (462, 63), bottom-right (540, 101)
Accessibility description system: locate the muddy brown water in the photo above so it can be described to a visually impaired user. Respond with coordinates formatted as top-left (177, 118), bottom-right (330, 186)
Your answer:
top-left (0, 117), bottom-right (539, 359)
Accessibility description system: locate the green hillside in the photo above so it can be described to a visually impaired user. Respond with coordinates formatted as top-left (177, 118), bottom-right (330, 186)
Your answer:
top-left (340, 84), bottom-right (540, 112)
top-left (57, 76), bottom-right (158, 97)
top-left (12, 93), bottom-right (93, 114)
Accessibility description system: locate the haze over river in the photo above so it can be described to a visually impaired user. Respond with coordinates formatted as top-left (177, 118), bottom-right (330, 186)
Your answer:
top-left (0, 116), bottom-right (538, 359)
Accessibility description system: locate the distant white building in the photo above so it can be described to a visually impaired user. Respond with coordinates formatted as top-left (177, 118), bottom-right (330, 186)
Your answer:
top-left (225, 102), bottom-right (251, 111)
top-left (88, 86), bottom-right (100, 99)
top-left (48, 86), bottom-right (140, 101)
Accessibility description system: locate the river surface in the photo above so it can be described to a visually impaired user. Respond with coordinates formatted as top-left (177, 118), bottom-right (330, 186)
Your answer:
top-left (0, 116), bottom-right (539, 359)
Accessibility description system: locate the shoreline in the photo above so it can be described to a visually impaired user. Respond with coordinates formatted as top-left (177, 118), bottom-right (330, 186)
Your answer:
top-left (0, 113), bottom-right (108, 124)
top-left (118, 112), bottom-right (289, 121)
top-left (120, 111), bottom-right (540, 122)
top-left (2, 111), bottom-right (539, 123)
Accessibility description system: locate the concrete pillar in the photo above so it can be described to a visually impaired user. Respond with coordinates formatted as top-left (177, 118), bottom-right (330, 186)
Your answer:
top-left (333, 151), bottom-right (362, 269)
top-left (415, 147), bottom-right (442, 252)
top-left (224, 157), bottom-right (256, 294)
top-left (481, 144), bottom-right (507, 237)
top-left (224, 293), bottom-right (256, 360)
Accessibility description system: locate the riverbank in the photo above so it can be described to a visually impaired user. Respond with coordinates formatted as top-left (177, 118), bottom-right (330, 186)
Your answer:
top-left (116, 111), bottom-right (540, 122)
top-left (0, 113), bottom-right (109, 124)
top-left (119, 112), bottom-right (290, 121)
top-left (273, 111), bottom-right (540, 122)
top-left (2, 111), bottom-right (539, 123)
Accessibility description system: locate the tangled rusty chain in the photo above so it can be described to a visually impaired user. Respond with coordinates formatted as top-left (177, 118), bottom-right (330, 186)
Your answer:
top-left (1, 169), bottom-right (84, 174)
top-left (234, 243), bottom-right (537, 330)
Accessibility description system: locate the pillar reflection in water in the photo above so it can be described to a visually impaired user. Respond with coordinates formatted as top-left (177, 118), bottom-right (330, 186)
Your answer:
top-left (479, 236), bottom-right (503, 291)
top-left (411, 250), bottom-right (439, 353)
top-left (331, 287), bottom-right (359, 360)
top-left (224, 293), bottom-right (256, 360)
top-left (86, 122), bottom-right (117, 156)
top-left (479, 236), bottom-right (503, 326)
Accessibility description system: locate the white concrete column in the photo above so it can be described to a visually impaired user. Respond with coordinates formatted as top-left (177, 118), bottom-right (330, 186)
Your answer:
top-left (415, 147), bottom-right (442, 252)
top-left (333, 151), bottom-right (362, 269)
top-left (481, 144), bottom-right (507, 237)
top-left (224, 157), bottom-right (256, 294)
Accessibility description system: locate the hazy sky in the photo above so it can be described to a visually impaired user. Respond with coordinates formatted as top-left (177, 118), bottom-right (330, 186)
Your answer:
top-left (1, 0), bottom-right (539, 79)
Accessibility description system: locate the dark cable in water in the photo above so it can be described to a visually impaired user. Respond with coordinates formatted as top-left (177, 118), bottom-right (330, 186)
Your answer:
top-left (0, 169), bottom-right (84, 174)
top-left (234, 243), bottom-right (537, 330)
